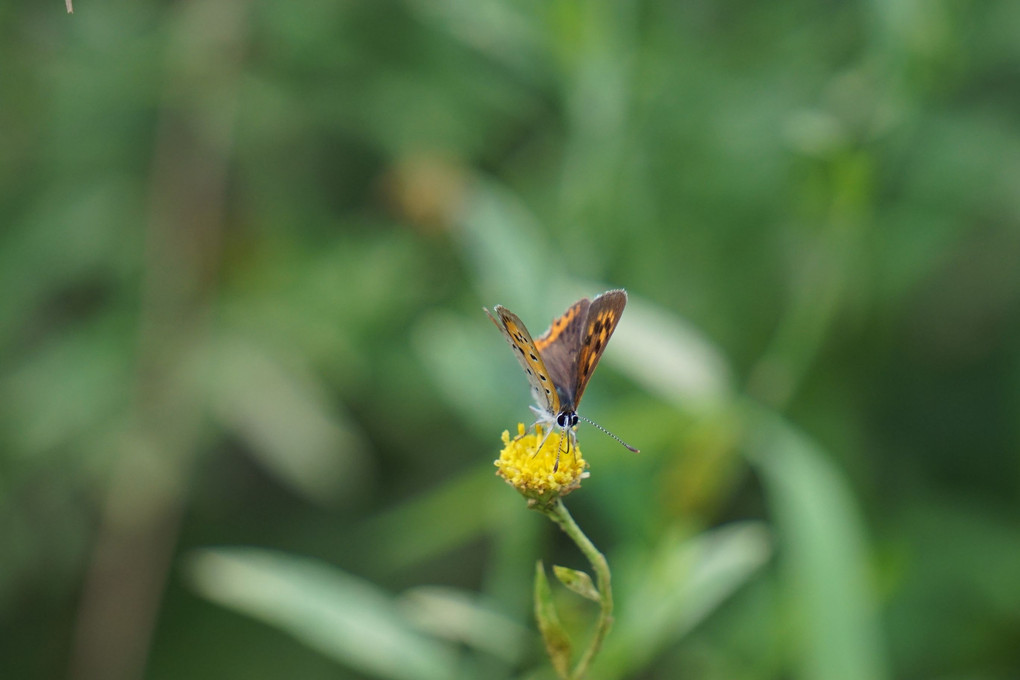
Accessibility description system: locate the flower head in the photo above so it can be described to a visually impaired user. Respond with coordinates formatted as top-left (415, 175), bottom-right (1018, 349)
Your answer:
top-left (495, 423), bottom-right (589, 508)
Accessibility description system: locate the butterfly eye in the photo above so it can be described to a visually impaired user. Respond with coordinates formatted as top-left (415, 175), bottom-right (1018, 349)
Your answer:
top-left (571, 414), bottom-right (579, 427)
top-left (557, 413), bottom-right (568, 427)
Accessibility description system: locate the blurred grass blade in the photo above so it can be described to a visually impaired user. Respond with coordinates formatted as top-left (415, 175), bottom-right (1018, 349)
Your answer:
top-left (608, 295), bottom-right (734, 410)
top-left (602, 521), bottom-right (772, 677)
top-left (414, 310), bottom-right (513, 436)
top-left (185, 548), bottom-right (458, 680)
top-left (454, 178), bottom-right (555, 309)
top-left (403, 0), bottom-right (542, 77)
top-left (534, 560), bottom-right (572, 679)
top-left (552, 565), bottom-right (600, 602)
top-left (746, 410), bottom-right (889, 680)
top-left (399, 585), bottom-right (531, 664)
top-left (357, 468), bottom-right (502, 573)
top-left (199, 335), bottom-right (370, 505)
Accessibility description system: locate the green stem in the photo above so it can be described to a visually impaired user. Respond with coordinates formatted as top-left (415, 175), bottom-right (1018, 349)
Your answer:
top-left (541, 499), bottom-right (614, 680)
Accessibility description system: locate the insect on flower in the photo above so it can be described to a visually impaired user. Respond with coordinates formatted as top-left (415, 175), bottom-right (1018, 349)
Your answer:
top-left (486, 289), bottom-right (639, 470)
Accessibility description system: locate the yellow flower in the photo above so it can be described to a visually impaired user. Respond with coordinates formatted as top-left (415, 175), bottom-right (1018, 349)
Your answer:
top-left (495, 423), bottom-right (589, 507)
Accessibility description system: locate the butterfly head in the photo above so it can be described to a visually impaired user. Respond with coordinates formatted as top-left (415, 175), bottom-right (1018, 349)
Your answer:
top-left (556, 410), bottom-right (579, 429)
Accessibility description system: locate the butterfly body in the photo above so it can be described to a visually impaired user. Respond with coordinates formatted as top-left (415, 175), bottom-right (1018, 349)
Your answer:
top-left (486, 289), bottom-right (635, 460)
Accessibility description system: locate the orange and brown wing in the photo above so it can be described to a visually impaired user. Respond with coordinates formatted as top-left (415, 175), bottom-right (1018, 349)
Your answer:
top-left (534, 298), bottom-right (590, 408)
top-left (572, 289), bottom-right (627, 407)
top-left (486, 305), bottom-right (560, 416)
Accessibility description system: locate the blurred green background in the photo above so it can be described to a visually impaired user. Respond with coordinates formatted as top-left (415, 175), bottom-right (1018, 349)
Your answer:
top-left (3, 0), bottom-right (1019, 678)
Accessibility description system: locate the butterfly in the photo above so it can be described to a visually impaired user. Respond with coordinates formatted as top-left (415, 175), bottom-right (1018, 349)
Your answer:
top-left (486, 289), bottom-right (638, 467)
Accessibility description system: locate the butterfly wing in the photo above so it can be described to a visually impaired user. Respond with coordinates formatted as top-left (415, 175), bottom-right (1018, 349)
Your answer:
top-left (486, 305), bottom-right (560, 416)
top-left (572, 289), bottom-right (627, 407)
top-left (534, 297), bottom-right (591, 410)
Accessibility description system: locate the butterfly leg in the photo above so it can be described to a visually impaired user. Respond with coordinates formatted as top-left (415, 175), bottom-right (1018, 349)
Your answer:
top-left (513, 416), bottom-right (543, 442)
top-left (534, 425), bottom-right (554, 460)
top-left (553, 430), bottom-right (565, 472)
top-left (552, 426), bottom-right (571, 472)
top-left (515, 405), bottom-right (551, 441)
top-left (553, 427), bottom-right (580, 473)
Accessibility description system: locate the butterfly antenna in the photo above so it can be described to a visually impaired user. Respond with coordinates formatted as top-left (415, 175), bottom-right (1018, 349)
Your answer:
top-left (579, 415), bottom-right (640, 453)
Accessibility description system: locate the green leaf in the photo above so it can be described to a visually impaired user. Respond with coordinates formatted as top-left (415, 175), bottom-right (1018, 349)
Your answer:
top-left (413, 310), bottom-right (512, 435)
top-left (356, 468), bottom-right (501, 573)
top-left (552, 565), bottom-right (600, 602)
top-left (185, 548), bottom-right (458, 680)
top-left (399, 585), bottom-right (531, 664)
top-left (534, 560), bottom-right (572, 679)
top-left (453, 179), bottom-right (552, 310)
top-left (600, 521), bottom-right (772, 678)
top-left (746, 410), bottom-right (890, 680)
top-left (199, 335), bottom-right (369, 505)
